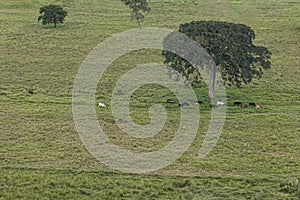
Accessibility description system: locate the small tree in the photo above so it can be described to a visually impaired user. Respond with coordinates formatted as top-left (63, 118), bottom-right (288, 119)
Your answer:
top-left (121, 0), bottom-right (151, 28)
top-left (38, 5), bottom-right (67, 28)
top-left (163, 21), bottom-right (271, 98)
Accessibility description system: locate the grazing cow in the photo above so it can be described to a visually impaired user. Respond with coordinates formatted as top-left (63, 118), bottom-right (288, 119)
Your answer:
top-left (197, 100), bottom-right (204, 104)
top-left (167, 99), bottom-right (175, 103)
top-left (98, 102), bottom-right (106, 107)
top-left (210, 104), bottom-right (217, 108)
top-left (191, 100), bottom-right (203, 105)
top-left (249, 102), bottom-right (256, 107)
top-left (234, 101), bottom-right (242, 106)
top-left (178, 102), bottom-right (189, 107)
top-left (256, 104), bottom-right (263, 109)
top-left (240, 103), bottom-right (248, 108)
top-left (217, 101), bottom-right (225, 106)
top-left (27, 89), bottom-right (33, 94)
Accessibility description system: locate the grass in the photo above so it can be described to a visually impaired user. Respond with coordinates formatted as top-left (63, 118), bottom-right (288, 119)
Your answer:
top-left (0, 0), bottom-right (299, 199)
top-left (1, 168), bottom-right (299, 199)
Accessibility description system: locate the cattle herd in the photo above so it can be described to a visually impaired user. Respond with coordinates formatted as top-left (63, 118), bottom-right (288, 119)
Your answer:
top-left (26, 88), bottom-right (263, 110)
top-left (96, 99), bottom-right (264, 110)
top-left (233, 101), bottom-right (263, 109)
top-left (166, 99), bottom-right (263, 109)
top-left (95, 97), bottom-right (263, 110)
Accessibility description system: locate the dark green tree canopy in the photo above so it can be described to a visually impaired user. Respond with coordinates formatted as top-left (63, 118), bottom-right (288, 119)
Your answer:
top-left (121, 0), bottom-right (151, 28)
top-left (163, 21), bottom-right (271, 97)
top-left (38, 5), bottom-right (67, 28)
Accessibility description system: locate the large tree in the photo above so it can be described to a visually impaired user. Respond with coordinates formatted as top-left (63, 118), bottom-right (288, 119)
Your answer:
top-left (38, 5), bottom-right (67, 28)
top-left (121, 0), bottom-right (151, 28)
top-left (163, 21), bottom-right (272, 98)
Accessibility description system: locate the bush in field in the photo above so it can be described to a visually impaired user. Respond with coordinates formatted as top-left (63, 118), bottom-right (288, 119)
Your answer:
top-left (121, 0), bottom-right (151, 28)
top-left (38, 5), bottom-right (67, 28)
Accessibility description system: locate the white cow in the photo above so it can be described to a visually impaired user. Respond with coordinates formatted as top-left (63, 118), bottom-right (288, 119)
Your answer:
top-left (98, 102), bottom-right (106, 107)
top-left (216, 101), bottom-right (225, 106)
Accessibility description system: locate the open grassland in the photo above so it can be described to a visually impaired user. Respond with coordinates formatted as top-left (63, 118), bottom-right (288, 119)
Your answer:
top-left (0, 0), bottom-right (299, 199)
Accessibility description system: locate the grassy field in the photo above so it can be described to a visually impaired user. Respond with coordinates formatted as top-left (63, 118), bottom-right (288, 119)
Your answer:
top-left (0, 0), bottom-right (299, 199)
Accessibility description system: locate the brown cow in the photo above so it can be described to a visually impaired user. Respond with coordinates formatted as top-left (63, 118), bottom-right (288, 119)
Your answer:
top-left (255, 104), bottom-right (263, 109)
top-left (27, 89), bottom-right (33, 94)
top-left (240, 103), bottom-right (248, 108)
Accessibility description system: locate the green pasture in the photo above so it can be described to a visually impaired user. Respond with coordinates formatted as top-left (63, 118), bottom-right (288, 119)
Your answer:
top-left (0, 0), bottom-right (299, 199)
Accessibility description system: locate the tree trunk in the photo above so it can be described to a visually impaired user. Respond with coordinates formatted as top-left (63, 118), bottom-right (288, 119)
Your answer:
top-left (135, 12), bottom-right (142, 29)
top-left (53, 16), bottom-right (57, 28)
top-left (208, 62), bottom-right (216, 99)
top-left (137, 20), bottom-right (142, 29)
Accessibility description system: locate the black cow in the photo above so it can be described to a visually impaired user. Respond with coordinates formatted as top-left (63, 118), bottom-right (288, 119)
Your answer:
top-left (210, 104), bottom-right (217, 108)
top-left (249, 102), bottom-right (256, 107)
top-left (178, 102), bottom-right (189, 107)
top-left (234, 101), bottom-right (242, 106)
top-left (167, 99), bottom-right (175, 103)
top-left (198, 100), bottom-right (204, 104)
top-left (191, 100), bottom-right (203, 105)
